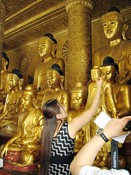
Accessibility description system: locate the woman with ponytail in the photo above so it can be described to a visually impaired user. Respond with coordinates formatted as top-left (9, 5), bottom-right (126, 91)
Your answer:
top-left (40, 77), bottom-right (103, 175)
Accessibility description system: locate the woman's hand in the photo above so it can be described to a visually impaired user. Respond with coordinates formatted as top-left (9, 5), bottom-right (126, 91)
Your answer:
top-left (95, 77), bottom-right (103, 87)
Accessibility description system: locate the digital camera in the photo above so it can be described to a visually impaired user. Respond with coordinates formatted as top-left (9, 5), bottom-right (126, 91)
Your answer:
top-left (124, 121), bottom-right (131, 131)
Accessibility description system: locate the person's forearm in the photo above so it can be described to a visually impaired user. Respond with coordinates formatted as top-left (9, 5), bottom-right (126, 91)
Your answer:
top-left (72, 135), bottom-right (105, 167)
top-left (81, 85), bottom-right (102, 118)
top-left (70, 117), bottom-right (131, 175)
top-left (90, 85), bottom-right (101, 114)
top-left (69, 80), bottom-right (102, 137)
top-left (70, 135), bottom-right (105, 175)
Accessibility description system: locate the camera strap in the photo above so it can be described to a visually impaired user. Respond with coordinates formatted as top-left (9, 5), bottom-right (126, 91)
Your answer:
top-left (111, 139), bottom-right (119, 169)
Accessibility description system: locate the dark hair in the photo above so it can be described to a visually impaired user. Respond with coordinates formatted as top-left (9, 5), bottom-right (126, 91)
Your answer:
top-left (108, 7), bottom-right (120, 13)
top-left (40, 99), bottom-right (60, 175)
top-left (28, 75), bottom-right (34, 84)
top-left (12, 69), bottom-right (23, 79)
top-left (101, 56), bottom-right (119, 72)
top-left (44, 33), bottom-right (57, 44)
top-left (51, 64), bottom-right (64, 76)
top-left (2, 52), bottom-right (10, 69)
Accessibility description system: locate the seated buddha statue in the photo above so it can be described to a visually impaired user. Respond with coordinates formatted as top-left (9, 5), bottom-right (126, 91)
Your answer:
top-left (0, 84), bottom-right (44, 172)
top-left (0, 73), bottom-right (14, 114)
top-left (68, 82), bottom-right (87, 153)
top-left (0, 70), bottom-right (24, 137)
top-left (33, 33), bottom-right (65, 91)
top-left (0, 52), bottom-right (10, 106)
top-left (93, 7), bottom-right (131, 85)
top-left (40, 64), bottom-right (69, 112)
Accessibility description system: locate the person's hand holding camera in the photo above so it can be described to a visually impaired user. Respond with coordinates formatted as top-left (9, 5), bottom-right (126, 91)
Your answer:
top-left (103, 116), bottom-right (131, 140)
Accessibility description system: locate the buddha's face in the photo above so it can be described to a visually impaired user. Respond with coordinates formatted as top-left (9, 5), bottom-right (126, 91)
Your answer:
top-left (21, 93), bottom-right (33, 110)
top-left (70, 92), bottom-right (85, 110)
top-left (47, 70), bottom-right (60, 88)
top-left (5, 74), bottom-right (14, 92)
top-left (91, 69), bottom-right (101, 81)
top-left (101, 66), bottom-right (116, 81)
top-left (102, 14), bottom-right (123, 40)
top-left (38, 37), bottom-right (54, 58)
top-left (12, 74), bottom-right (20, 88)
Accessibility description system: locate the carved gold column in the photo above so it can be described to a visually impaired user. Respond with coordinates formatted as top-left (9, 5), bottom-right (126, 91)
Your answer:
top-left (65, 0), bottom-right (93, 90)
top-left (0, 0), bottom-right (5, 70)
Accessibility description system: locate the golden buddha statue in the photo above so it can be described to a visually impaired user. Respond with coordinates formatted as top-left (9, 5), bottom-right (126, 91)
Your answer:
top-left (114, 83), bottom-right (131, 118)
top-left (93, 7), bottom-right (131, 84)
top-left (0, 84), bottom-right (44, 172)
top-left (41, 64), bottom-right (69, 111)
top-left (95, 57), bottom-right (128, 168)
top-left (0, 52), bottom-right (10, 104)
top-left (86, 66), bottom-right (101, 109)
top-left (0, 52), bottom-right (10, 90)
top-left (91, 57), bottom-right (118, 167)
top-left (100, 56), bottom-right (131, 118)
top-left (85, 66), bottom-right (101, 140)
top-left (0, 73), bottom-right (14, 114)
top-left (100, 56), bottom-right (118, 119)
top-left (0, 70), bottom-right (24, 137)
top-left (68, 82), bottom-right (87, 153)
top-left (33, 33), bottom-right (65, 91)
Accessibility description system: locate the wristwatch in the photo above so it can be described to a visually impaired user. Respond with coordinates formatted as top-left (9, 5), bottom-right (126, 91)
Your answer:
top-left (96, 128), bottom-right (109, 142)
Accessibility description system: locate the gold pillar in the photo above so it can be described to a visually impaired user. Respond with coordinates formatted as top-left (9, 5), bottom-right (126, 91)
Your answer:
top-left (65, 0), bottom-right (93, 90)
top-left (0, 0), bottom-right (5, 71)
